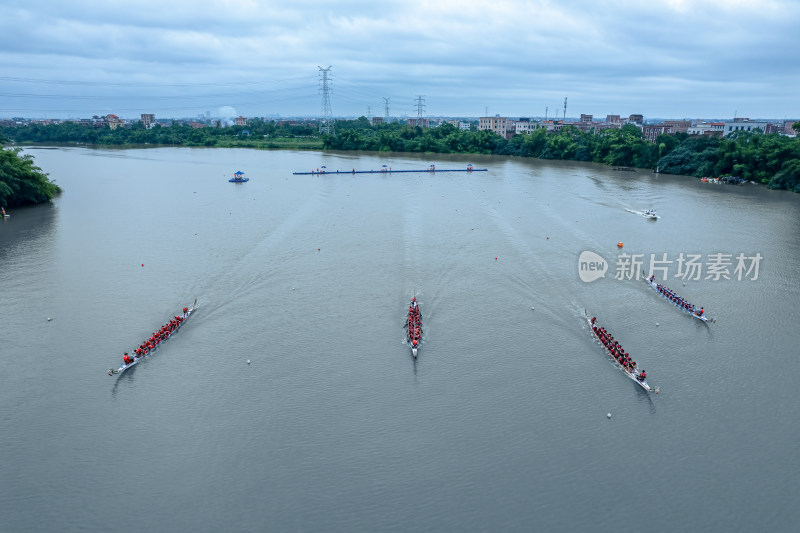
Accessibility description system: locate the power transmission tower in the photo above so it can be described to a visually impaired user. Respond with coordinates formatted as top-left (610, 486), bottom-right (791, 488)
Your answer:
top-left (415, 95), bottom-right (426, 121)
top-left (545, 106), bottom-right (548, 121)
top-left (383, 97), bottom-right (390, 121)
top-left (318, 66), bottom-right (334, 135)
top-left (367, 106), bottom-right (372, 120)
top-left (563, 97), bottom-right (567, 121)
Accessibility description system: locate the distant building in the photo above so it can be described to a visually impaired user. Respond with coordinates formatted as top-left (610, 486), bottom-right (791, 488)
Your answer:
top-left (370, 117), bottom-right (384, 126)
top-left (723, 120), bottom-right (770, 136)
top-left (105, 114), bottom-right (122, 130)
top-left (663, 120), bottom-right (690, 133)
top-left (594, 115), bottom-right (621, 131)
top-left (640, 124), bottom-right (672, 142)
top-left (571, 114), bottom-right (596, 132)
top-left (479, 115), bottom-right (510, 137)
top-left (628, 114), bottom-right (644, 125)
top-left (406, 118), bottom-right (429, 128)
top-left (783, 120), bottom-right (799, 136)
top-left (513, 118), bottom-right (544, 135)
top-left (141, 113), bottom-right (156, 129)
top-left (542, 120), bottom-right (564, 133)
top-left (687, 122), bottom-right (723, 137)
top-left (235, 116), bottom-right (248, 126)
top-left (446, 119), bottom-right (471, 131)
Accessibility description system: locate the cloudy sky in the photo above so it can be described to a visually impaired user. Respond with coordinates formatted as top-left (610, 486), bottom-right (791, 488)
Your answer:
top-left (1, 0), bottom-right (798, 121)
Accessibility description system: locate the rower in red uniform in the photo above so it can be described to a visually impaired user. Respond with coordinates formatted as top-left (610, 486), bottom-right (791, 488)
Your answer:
top-left (123, 353), bottom-right (132, 365)
top-left (638, 370), bottom-right (646, 381)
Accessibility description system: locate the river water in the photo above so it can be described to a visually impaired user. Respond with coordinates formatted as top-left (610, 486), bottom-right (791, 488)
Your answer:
top-left (1, 146), bottom-right (798, 532)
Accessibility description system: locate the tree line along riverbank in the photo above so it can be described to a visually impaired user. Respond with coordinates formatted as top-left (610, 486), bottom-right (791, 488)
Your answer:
top-left (324, 119), bottom-right (800, 192)
top-left (3, 118), bottom-right (799, 204)
top-left (0, 142), bottom-right (62, 208)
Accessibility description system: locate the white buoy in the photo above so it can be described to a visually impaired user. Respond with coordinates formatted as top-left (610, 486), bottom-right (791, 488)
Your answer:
top-left (531, 306), bottom-right (535, 310)
top-left (607, 413), bottom-right (612, 418)
top-left (47, 317), bottom-right (52, 321)
top-left (655, 322), bottom-right (659, 326)
top-left (246, 360), bottom-right (251, 365)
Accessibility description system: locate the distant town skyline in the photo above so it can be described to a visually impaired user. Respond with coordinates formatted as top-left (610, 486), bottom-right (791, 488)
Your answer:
top-left (1, 0), bottom-right (799, 121)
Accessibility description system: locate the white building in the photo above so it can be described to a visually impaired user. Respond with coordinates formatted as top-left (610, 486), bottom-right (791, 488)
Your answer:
top-left (446, 119), bottom-right (472, 130)
top-left (687, 122), bottom-right (724, 136)
top-left (723, 120), bottom-right (770, 136)
top-left (513, 119), bottom-right (544, 134)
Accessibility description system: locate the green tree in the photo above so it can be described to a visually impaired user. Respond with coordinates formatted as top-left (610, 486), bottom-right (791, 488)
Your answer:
top-left (768, 159), bottom-right (800, 191)
top-left (0, 147), bottom-right (62, 207)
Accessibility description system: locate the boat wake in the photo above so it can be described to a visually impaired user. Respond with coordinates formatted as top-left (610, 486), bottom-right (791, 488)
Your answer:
top-left (625, 208), bottom-right (659, 219)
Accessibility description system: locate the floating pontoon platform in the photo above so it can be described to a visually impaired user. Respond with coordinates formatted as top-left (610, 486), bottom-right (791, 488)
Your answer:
top-left (293, 167), bottom-right (487, 175)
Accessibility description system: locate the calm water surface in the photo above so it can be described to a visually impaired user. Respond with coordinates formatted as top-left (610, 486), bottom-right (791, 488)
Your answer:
top-left (1, 147), bottom-right (798, 532)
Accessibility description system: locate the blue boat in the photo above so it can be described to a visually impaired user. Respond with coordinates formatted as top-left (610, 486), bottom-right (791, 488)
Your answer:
top-left (229, 171), bottom-right (249, 183)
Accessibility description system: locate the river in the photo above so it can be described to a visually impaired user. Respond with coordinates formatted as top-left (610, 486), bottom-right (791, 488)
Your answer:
top-left (1, 146), bottom-right (798, 532)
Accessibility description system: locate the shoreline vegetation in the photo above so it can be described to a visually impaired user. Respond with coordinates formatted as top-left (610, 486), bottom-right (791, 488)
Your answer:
top-left (0, 139), bottom-right (62, 208)
top-left (3, 118), bottom-right (800, 197)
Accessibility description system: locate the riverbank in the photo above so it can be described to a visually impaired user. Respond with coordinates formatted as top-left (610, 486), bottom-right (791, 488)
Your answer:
top-left (4, 117), bottom-right (800, 192)
top-left (5, 137), bottom-right (325, 151)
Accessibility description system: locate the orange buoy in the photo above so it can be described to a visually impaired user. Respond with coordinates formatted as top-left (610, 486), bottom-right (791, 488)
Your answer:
top-left (617, 242), bottom-right (623, 248)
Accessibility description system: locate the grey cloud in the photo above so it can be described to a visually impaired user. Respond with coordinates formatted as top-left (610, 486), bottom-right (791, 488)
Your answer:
top-left (1, 0), bottom-right (799, 118)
